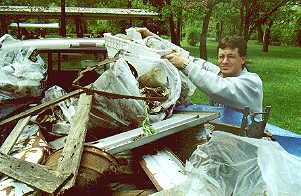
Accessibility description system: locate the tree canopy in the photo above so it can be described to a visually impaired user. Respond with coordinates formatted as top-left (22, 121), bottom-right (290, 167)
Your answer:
top-left (1, 0), bottom-right (300, 53)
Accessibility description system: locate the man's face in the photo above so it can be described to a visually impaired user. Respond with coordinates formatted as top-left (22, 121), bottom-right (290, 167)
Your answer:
top-left (218, 47), bottom-right (245, 77)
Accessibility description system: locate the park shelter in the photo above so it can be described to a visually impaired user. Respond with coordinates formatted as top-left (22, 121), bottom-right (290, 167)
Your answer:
top-left (0, 6), bottom-right (159, 37)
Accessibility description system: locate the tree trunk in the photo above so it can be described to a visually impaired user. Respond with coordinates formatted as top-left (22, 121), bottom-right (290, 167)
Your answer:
top-left (296, 30), bottom-right (301, 47)
top-left (174, 8), bottom-right (182, 46)
top-left (243, 0), bottom-right (251, 41)
top-left (257, 21), bottom-right (264, 43)
top-left (199, 8), bottom-right (213, 60)
top-left (168, 15), bottom-right (177, 44)
top-left (75, 17), bottom-right (84, 38)
top-left (263, 20), bottom-right (273, 52)
top-left (296, 17), bottom-right (301, 47)
top-left (0, 16), bottom-right (8, 36)
top-left (216, 22), bottom-right (223, 41)
top-left (239, 2), bottom-right (244, 36)
top-left (166, 0), bottom-right (176, 44)
top-left (60, 0), bottom-right (66, 37)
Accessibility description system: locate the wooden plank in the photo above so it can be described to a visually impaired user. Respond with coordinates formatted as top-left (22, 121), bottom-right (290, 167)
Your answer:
top-left (0, 116), bottom-right (31, 154)
top-left (208, 121), bottom-right (271, 138)
top-left (112, 190), bottom-right (157, 196)
top-left (90, 111), bottom-right (220, 155)
top-left (139, 150), bottom-right (186, 191)
top-left (0, 89), bottom-right (84, 126)
top-left (56, 94), bottom-right (92, 192)
top-left (0, 153), bottom-right (71, 194)
top-left (208, 121), bottom-right (241, 135)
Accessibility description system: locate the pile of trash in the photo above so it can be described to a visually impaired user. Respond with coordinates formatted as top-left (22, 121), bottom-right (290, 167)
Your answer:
top-left (0, 29), bottom-right (197, 195)
top-left (88, 28), bottom-right (196, 131)
top-left (2, 29), bottom-right (300, 196)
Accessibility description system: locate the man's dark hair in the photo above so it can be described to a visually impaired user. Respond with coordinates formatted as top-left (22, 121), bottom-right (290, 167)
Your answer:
top-left (218, 35), bottom-right (247, 57)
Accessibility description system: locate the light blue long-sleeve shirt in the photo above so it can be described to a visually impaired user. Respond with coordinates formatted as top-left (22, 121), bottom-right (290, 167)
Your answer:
top-left (181, 58), bottom-right (263, 113)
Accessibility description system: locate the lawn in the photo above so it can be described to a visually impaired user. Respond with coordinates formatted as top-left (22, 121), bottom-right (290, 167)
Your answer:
top-left (182, 40), bottom-right (301, 134)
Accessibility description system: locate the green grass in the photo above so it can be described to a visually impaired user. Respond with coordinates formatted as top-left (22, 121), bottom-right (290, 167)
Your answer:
top-left (182, 40), bottom-right (301, 134)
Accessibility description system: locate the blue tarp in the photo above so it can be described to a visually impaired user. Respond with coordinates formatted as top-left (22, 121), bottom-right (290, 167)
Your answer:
top-left (175, 104), bottom-right (301, 157)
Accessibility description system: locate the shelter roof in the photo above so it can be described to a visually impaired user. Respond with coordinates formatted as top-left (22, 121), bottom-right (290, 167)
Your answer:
top-left (0, 6), bottom-right (159, 19)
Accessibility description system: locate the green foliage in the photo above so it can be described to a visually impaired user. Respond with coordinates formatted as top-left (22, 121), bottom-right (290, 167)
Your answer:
top-left (187, 30), bottom-right (200, 46)
top-left (142, 104), bottom-right (157, 136)
top-left (270, 6), bottom-right (301, 45)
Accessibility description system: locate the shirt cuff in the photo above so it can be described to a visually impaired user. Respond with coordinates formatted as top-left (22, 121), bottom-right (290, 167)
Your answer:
top-left (180, 58), bottom-right (205, 75)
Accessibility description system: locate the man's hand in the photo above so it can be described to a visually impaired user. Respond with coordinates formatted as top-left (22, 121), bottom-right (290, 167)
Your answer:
top-left (135, 27), bottom-right (157, 38)
top-left (163, 50), bottom-right (190, 70)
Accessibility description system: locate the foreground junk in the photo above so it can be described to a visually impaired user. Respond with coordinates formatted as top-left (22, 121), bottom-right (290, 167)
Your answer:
top-left (151, 132), bottom-right (301, 196)
top-left (0, 30), bottom-right (300, 196)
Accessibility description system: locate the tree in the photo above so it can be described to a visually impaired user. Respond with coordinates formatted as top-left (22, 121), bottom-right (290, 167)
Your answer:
top-left (240, 0), bottom-right (292, 42)
top-left (199, 0), bottom-right (228, 59)
top-left (296, 16), bottom-right (301, 47)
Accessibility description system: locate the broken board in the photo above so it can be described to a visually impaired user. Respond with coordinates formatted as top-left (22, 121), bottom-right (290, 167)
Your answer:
top-left (90, 111), bottom-right (219, 154)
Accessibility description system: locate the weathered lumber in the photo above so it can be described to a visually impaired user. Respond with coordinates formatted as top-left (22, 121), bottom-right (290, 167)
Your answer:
top-left (112, 189), bottom-right (157, 196)
top-left (90, 111), bottom-right (220, 155)
top-left (56, 93), bottom-right (92, 192)
top-left (208, 121), bottom-right (242, 135)
top-left (139, 149), bottom-right (186, 191)
top-left (0, 89), bottom-right (84, 126)
top-left (73, 85), bottom-right (168, 102)
top-left (0, 116), bottom-right (31, 154)
top-left (0, 153), bottom-right (71, 194)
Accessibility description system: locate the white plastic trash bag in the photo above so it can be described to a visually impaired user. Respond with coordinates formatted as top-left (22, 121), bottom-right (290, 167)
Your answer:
top-left (0, 34), bottom-right (47, 101)
top-left (89, 54), bottom-right (177, 130)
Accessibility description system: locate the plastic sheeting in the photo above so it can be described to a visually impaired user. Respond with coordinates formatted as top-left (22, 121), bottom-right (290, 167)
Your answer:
top-left (153, 131), bottom-right (301, 196)
top-left (41, 85), bottom-right (77, 137)
top-left (0, 34), bottom-right (47, 119)
top-left (89, 53), bottom-right (181, 130)
top-left (88, 29), bottom-right (189, 130)
top-left (0, 34), bottom-right (46, 100)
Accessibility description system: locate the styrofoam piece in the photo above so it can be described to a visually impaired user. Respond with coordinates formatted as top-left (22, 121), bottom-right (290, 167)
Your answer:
top-left (104, 32), bottom-right (188, 58)
top-left (104, 32), bottom-right (160, 58)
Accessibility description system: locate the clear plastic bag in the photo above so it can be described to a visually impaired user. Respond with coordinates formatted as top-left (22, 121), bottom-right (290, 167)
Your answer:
top-left (153, 131), bottom-right (301, 196)
top-left (89, 54), bottom-right (177, 130)
top-left (144, 35), bottom-right (196, 97)
top-left (0, 34), bottom-right (47, 101)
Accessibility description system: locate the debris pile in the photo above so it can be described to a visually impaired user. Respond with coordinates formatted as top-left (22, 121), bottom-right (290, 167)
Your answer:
top-left (0, 29), bottom-right (250, 196)
top-left (0, 30), bottom-right (209, 196)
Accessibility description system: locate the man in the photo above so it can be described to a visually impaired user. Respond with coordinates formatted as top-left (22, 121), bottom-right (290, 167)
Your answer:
top-left (137, 28), bottom-right (263, 113)
top-left (165, 36), bottom-right (263, 114)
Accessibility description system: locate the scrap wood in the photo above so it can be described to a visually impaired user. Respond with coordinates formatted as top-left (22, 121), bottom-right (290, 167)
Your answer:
top-left (0, 89), bottom-right (84, 127)
top-left (208, 121), bottom-right (272, 138)
top-left (0, 153), bottom-right (72, 194)
top-left (0, 116), bottom-right (31, 155)
top-left (73, 84), bottom-right (168, 102)
top-left (139, 149), bottom-right (186, 191)
top-left (72, 57), bottom-right (118, 84)
top-left (208, 121), bottom-right (241, 135)
top-left (0, 96), bottom-right (42, 106)
top-left (56, 93), bottom-right (92, 193)
top-left (90, 111), bottom-right (219, 155)
top-left (112, 189), bottom-right (157, 196)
